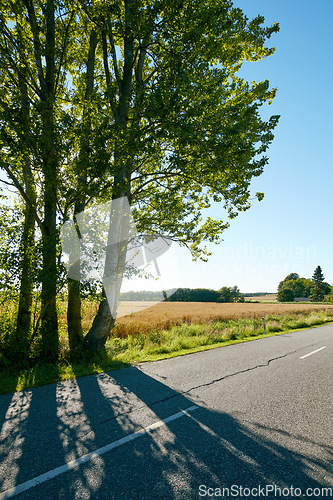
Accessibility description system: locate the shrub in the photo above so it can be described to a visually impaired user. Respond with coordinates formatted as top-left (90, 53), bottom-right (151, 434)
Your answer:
top-left (277, 288), bottom-right (295, 302)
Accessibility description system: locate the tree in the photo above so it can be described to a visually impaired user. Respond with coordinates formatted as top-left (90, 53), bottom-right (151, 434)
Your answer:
top-left (309, 285), bottom-right (324, 303)
top-left (79, 0), bottom-right (280, 351)
top-left (66, 28), bottom-right (99, 354)
top-left (295, 278), bottom-right (314, 298)
top-left (1, 0), bottom-right (280, 357)
top-left (312, 266), bottom-right (325, 285)
top-left (0, 6), bottom-right (38, 361)
top-left (322, 282), bottom-right (332, 295)
top-left (277, 273), bottom-right (299, 291)
top-left (0, 0), bottom-right (77, 361)
top-left (218, 286), bottom-right (240, 303)
top-left (277, 274), bottom-right (314, 301)
top-left (309, 266), bottom-right (327, 302)
top-left (238, 293), bottom-right (245, 303)
top-left (324, 286), bottom-right (333, 303)
top-left (167, 288), bottom-right (221, 302)
top-left (277, 288), bottom-right (294, 302)
top-left (286, 277), bottom-right (312, 298)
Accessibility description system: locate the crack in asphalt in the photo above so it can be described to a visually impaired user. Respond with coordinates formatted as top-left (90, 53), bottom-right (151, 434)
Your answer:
top-left (8, 344), bottom-right (321, 453)
top-left (87, 346), bottom-right (306, 433)
top-left (69, 342), bottom-right (327, 443)
top-left (181, 348), bottom-right (301, 393)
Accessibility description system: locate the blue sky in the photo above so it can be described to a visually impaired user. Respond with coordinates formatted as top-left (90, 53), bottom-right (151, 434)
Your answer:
top-left (128, 0), bottom-right (333, 294)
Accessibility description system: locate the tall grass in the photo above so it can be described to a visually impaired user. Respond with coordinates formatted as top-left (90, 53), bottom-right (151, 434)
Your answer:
top-left (1, 298), bottom-right (333, 394)
top-left (105, 310), bottom-right (333, 365)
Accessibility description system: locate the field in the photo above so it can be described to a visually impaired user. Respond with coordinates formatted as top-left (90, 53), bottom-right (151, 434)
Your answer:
top-left (245, 294), bottom-right (277, 302)
top-left (113, 301), bottom-right (333, 337)
top-left (2, 299), bottom-right (333, 393)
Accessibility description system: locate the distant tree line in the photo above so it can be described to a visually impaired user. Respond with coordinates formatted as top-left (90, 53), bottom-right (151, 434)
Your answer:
top-left (119, 287), bottom-right (245, 303)
top-left (277, 267), bottom-right (332, 302)
top-left (165, 286), bottom-right (244, 303)
top-left (119, 290), bottom-right (177, 302)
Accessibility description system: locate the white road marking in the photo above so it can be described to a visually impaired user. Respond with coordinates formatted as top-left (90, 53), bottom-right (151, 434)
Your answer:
top-left (0, 405), bottom-right (199, 499)
top-left (300, 346), bottom-right (326, 359)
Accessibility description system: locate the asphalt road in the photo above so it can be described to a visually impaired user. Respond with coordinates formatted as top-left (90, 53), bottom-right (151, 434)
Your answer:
top-left (0, 325), bottom-right (332, 499)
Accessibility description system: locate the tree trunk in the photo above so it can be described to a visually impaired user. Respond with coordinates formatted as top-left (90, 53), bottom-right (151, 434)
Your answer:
top-left (83, 3), bottom-right (135, 352)
top-left (15, 172), bottom-right (36, 359)
top-left (15, 59), bottom-right (37, 361)
top-left (83, 191), bottom-right (131, 350)
top-left (39, 0), bottom-right (59, 362)
top-left (40, 158), bottom-right (58, 361)
top-left (67, 30), bottom-right (98, 354)
top-left (83, 289), bottom-right (116, 351)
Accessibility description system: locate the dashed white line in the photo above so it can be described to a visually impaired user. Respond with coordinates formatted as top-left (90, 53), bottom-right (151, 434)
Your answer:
top-left (0, 405), bottom-right (199, 499)
top-left (300, 346), bottom-right (326, 359)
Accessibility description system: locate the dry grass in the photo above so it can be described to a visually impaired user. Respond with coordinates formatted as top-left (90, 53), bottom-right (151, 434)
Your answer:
top-left (113, 301), bottom-right (333, 337)
top-left (246, 294), bottom-right (277, 301)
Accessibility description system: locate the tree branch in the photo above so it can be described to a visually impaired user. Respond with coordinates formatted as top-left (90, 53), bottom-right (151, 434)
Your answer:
top-left (0, 160), bottom-right (45, 234)
top-left (102, 28), bottom-right (118, 120)
top-left (106, 16), bottom-right (121, 86)
top-left (55, 9), bottom-right (75, 95)
top-left (23, 0), bottom-right (47, 97)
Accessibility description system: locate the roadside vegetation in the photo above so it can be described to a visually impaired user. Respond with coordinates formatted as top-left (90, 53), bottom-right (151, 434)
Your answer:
top-left (1, 305), bottom-right (333, 395)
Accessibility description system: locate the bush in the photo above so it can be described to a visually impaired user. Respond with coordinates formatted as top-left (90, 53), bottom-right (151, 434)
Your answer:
top-left (309, 284), bottom-right (325, 302)
top-left (168, 288), bottom-right (221, 302)
top-left (277, 288), bottom-right (295, 302)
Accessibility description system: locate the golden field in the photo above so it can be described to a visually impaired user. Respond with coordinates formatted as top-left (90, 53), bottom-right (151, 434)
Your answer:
top-left (245, 294), bottom-right (277, 301)
top-left (113, 301), bottom-right (333, 337)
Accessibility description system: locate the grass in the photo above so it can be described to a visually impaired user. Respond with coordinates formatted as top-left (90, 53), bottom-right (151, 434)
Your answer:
top-left (113, 300), bottom-right (333, 337)
top-left (1, 308), bottom-right (333, 395)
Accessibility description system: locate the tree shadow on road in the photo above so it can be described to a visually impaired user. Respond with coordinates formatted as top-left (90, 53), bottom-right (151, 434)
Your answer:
top-left (0, 365), bottom-right (332, 499)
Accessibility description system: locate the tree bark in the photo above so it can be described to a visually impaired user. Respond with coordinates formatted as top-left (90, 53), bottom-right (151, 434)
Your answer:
top-left (83, 289), bottom-right (116, 351)
top-left (15, 162), bottom-right (36, 359)
top-left (84, 1), bottom-right (136, 351)
top-left (67, 29), bottom-right (98, 354)
top-left (40, 140), bottom-right (58, 361)
top-left (83, 194), bottom-right (130, 350)
top-left (14, 56), bottom-right (37, 361)
top-left (38, 0), bottom-right (59, 361)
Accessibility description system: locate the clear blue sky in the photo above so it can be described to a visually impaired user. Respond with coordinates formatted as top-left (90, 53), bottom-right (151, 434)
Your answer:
top-left (128, 0), bottom-right (333, 294)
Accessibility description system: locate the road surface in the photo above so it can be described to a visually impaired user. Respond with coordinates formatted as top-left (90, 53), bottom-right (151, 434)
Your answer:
top-left (0, 324), bottom-right (332, 499)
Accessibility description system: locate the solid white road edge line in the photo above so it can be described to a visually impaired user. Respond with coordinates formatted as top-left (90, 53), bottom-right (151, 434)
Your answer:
top-left (300, 346), bottom-right (326, 359)
top-left (0, 405), bottom-right (199, 499)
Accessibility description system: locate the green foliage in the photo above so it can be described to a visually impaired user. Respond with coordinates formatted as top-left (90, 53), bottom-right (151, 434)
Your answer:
top-left (312, 265), bottom-right (325, 285)
top-left (167, 288), bottom-right (221, 302)
top-left (322, 282), bottom-right (331, 295)
top-left (278, 273), bottom-right (299, 291)
top-left (0, 200), bottom-right (22, 291)
top-left (277, 267), bottom-right (331, 303)
top-left (277, 288), bottom-right (295, 302)
top-left (1, 0), bottom-right (280, 357)
top-left (278, 277), bottom-right (312, 299)
top-left (309, 284), bottom-right (325, 303)
top-left (165, 286), bottom-right (241, 302)
top-left (324, 286), bottom-right (333, 303)
top-left (309, 266), bottom-right (330, 302)
top-left (218, 285), bottom-right (240, 303)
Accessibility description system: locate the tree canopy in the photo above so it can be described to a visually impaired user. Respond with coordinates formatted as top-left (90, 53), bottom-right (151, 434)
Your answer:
top-left (277, 268), bottom-right (331, 303)
top-left (0, 0), bottom-right (280, 362)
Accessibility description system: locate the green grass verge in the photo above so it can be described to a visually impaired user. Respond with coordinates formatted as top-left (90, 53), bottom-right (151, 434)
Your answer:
top-left (1, 310), bottom-right (333, 395)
